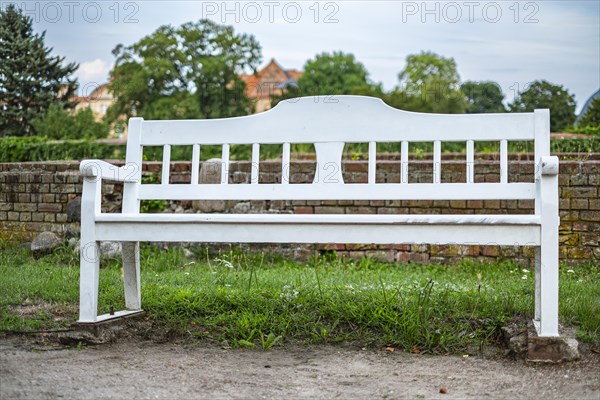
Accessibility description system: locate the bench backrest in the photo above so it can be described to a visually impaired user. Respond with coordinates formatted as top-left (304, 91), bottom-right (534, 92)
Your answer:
top-left (122, 95), bottom-right (550, 212)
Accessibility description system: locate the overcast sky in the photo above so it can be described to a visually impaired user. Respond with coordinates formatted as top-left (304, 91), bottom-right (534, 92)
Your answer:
top-left (12, 0), bottom-right (600, 113)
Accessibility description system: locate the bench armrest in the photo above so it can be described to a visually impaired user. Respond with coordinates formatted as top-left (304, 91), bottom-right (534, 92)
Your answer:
top-left (537, 156), bottom-right (559, 179)
top-left (80, 160), bottom-right (139, 183)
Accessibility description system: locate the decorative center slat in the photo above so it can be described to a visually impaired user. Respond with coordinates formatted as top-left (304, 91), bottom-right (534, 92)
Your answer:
top-left (314, 142), bottom-right (344, 184)
top-left (401, 141), bottom-right (409, 184)
top-left (251, 143), bottom-right (260, 184)
top-left (161, 145), bottom-right (171, 185)
top-left (221, 144), bottom-right (230, 185)
top-left (191, 144), bottom-right (200, 185)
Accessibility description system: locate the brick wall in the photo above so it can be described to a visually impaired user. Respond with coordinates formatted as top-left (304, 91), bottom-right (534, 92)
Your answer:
top-left (1, 158), bottom-right (598, 265)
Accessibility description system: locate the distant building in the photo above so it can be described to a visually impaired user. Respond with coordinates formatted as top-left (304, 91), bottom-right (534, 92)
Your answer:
top-left (240, 59), bottom-right (303, 113)
top-left (74, 83), bottom-right (113, 121)
top-left (70, 83), bottom-right (125, 138)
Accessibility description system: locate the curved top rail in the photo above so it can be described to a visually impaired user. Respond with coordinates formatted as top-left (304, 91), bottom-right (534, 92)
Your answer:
top-left (137, 95), bottom-right (538, 146)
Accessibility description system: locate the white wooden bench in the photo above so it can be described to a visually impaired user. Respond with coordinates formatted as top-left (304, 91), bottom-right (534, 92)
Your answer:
top-left (78, 95), bottom-right (560, 337)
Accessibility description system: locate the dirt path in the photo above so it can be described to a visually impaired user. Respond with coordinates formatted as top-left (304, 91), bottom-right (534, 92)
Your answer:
top-left (1, 338), bottom-right (599, 400)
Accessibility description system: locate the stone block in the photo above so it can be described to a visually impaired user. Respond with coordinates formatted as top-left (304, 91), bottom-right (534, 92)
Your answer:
top-left (527, 327), bottom-right (580, 363)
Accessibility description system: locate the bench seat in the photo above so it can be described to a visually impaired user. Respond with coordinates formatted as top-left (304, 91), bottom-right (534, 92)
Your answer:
top-left (96, 213), bottom-right (540, 225)
top-left (93, 213), bottom-right (542, 246)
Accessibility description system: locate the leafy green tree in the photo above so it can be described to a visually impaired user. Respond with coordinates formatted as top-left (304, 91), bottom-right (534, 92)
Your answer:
top-left (386, 51), bottom-right (466, 114)
top-left (460, 81), bottom-right (506, 113)
top-left (577, 97), bottom-right (600, 127)
top-left (107, 20), bottom-right (261, 122)
top-left (31, 104), bottom-right (109, 140)
top-left (509, 80), bottom-right (576, 132)
top-left (0, 4), bottom-right (78, 136)
top-left (272, 51), bottom-right (381, 106)
top-left (298, 51), bottom-right (376, 95)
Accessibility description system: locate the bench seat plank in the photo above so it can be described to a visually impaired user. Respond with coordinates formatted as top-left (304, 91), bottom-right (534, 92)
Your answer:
top-left (95, 218), bottom-right (540, 245)
top-left (96, 213), bottom-right (540, 225)
top-left (138, 183), bottom-right (536, 201)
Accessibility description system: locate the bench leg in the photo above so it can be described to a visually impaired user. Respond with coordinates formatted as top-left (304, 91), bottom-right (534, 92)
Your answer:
top-left (534, 244), bottom-right (559, 337)
top-left (79, 240), bottom-right (100, 323)
top-left (122, 241), bottom-right (141, 310)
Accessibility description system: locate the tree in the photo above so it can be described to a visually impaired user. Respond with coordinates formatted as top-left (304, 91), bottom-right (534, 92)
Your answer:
top-left (31, 104), bottom-right (109, 140)
top-left (460, 81), bottom-right (506, 113)
top-left (106, 20), bottom-right (261, 122)
top-left (0, 4), bottom-right (78, 136)
top-left (272, 51), bottom-right (381, 107)
top-left (509, 80), bottom-right (576, 132)
top-left (386, 51), bottom-right (466, 114)
top-left (577, 97), bottom-right (600, 127)
top-left (297, 51), bottom-right (376, 95)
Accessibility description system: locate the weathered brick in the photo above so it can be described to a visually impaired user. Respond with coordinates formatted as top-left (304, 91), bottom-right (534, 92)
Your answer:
top-left (14, 203), bottom-right (37, 212)
top-left (562, 187), bottom-right (597, 199)
top-left (580, 211), bottom-right (600, 222)
top-left (518, 200), bottom-right (534, 210)
top-left (7, 211), bottom-right (19, 221)
top-left (56, 214), bottom-right (68, 223)
top-left (482, 246), bottom-right (499, 257)
top-left (581, 233), bottom-right (599, 246)
top-left (346, 207), bottom-right (376, 214)
top-left (31, 213), bottom-right (44, 222)
top-left (314, 206), bottom-right (344, 214)
top-left (38, 203), bottom-right (62, 212)
top-left (44, 214), bottom-right (55, 222)
top-left (466, 200), bottom-right (483, 209)
top-left (570, 199), bottom-right (588, 210)
top-left (569, 174), bottom-right (587, 186)
top-left (19, 212), bottom-right (31, 222)
top-left (294, 207), bottom-right (313, 214)
top-left (484, 200), bottom-right (500, 209)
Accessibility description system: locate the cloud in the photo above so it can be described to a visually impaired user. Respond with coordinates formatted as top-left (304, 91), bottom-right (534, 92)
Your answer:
top-left (75, 58), bottom-right (111, 85)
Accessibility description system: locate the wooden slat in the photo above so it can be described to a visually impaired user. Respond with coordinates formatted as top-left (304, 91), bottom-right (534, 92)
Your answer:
top-left (221, 144), bottom-right (229, 185)
top-left (139, 183), bottom-right (536, 201)
top-left (500, 139), bottom-right (508, 184)
top-left (140, 96), bottom-right (536, 145)
top-left (251, 143), bottom-right (260, 184)
top-left (433, 140), bottom-right (441, 184)
top-left (368, 141), bottom-right (376, 184)
top-left (282, 142), bottom-right (290, 184)
top-left (466, 140), bottom-right (474, 184)
top-left (191, 144), bottom-right (200, 185)
top-left (96, 220), bottom-right (541, 246)
top-left (161, 145), bottom-right (171, 185)
top-left (401, 141), bottom-right (408, 184)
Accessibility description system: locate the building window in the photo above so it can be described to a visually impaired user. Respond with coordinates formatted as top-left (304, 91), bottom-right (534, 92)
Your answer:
top-left (101, 104), bottom-right (107, 114)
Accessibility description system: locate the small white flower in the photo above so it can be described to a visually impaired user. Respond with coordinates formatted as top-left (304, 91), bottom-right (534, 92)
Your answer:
top-left (184, 272), bottom-right (190, 275)
top-left (567, 269), bottom-right (575, 273)
top-left (522, 269), bottom-right (529, 273)
top-left (521, 276), bottom-right (528, 280)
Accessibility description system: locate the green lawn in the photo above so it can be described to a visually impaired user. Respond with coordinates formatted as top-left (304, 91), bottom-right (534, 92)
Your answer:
top-left (0, 244), bottom-right (598, 353)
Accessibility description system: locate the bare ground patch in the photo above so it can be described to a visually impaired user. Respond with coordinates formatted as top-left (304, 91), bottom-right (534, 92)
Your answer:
top-left (1, 336), bottom-right (599, 400)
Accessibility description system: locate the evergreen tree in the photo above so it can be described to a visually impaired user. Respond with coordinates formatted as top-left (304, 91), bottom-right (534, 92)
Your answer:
top-left (0, 4), bottom-right (78, 136)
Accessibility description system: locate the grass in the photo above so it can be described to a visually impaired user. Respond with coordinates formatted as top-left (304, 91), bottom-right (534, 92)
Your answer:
top-left (0, 244), bottom-right (598, 353)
